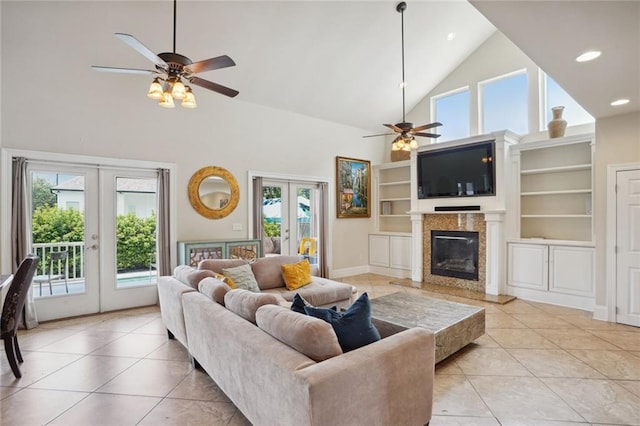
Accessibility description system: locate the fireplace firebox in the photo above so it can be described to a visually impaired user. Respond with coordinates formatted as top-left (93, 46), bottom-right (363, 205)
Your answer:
top-left (431, 230), bottom-right (479, 281)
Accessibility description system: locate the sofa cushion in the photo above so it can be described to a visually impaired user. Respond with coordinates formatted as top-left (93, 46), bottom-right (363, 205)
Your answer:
top-left (174, 265), bottom-right (215, 289)
top-left (222, 264), bottom-right (260, 293)
top-left (305, 292), bottom-right (381, 352)
top-left (198, 277), bottom-right (232, 305)
top-left (224, 289), bottom-right (280, 324)
top-left (277, 277), bottom-right (354, 306)
top-left (198, 258), bottom-right (247, 275)
top-left (251, 255), bottom-right (302, 290)
top-left (291, 293), bottom-right (336, 315)
top-left (281, 259), bottom-right (312, 291)
top-left (256, 304), bottom-right (343, 362)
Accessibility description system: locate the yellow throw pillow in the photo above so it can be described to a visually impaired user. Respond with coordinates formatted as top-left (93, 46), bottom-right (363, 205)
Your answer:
top-left (213, 272), bottom-right (236, 289)
top-left (281, 259), bottom-right (312, 291)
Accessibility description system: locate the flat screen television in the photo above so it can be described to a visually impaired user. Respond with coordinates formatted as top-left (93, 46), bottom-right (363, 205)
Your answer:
top-left (417, 141), bottom-right (495, 199)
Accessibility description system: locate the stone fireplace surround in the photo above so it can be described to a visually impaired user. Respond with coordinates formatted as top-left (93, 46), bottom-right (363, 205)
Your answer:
top-left (423, 214), bottom-right (486, 292)
top-left (411, 211), bottom-right (506, 296)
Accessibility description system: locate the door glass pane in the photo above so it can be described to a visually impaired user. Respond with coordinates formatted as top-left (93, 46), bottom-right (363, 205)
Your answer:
top-left (296, 187), bottom-right (317, 265)
top-left (115, 177), bottom-right (157, 288)
top-left (262, 185), bottom-right (283, 256)
top-left (31, 172), bottom-right (86, 297)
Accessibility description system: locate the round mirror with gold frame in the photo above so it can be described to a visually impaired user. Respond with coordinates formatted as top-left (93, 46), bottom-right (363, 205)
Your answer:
top-left (188, 166), bottom-right (239, 219)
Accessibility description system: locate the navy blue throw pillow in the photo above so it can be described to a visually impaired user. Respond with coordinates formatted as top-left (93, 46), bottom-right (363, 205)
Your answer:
top-left (304, 292), bottom-right (380, 352)
top-left (291, 293), bottom-right (336, 314)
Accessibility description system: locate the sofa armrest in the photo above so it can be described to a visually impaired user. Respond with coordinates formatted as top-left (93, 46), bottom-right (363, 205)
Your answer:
top-left (157, 275), bottom-right (196, 348)
top-left (296, 327), bottom-right (435, 426)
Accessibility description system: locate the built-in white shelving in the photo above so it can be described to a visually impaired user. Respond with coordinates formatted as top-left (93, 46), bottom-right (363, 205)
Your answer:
top-left (514, 136), bottom-right (594, 242)
top-left (374, 161), bottom-right (412, 234)
top-left (507, 134), bottom-right (596, 311)
top-left (370, 161), bottom-right (412, 278)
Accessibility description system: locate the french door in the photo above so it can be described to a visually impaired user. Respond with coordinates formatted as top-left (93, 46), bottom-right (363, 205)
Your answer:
top-left (28, 164), bottom-right (159, 321)
top-left (262, 180), bottom-right (320, 266)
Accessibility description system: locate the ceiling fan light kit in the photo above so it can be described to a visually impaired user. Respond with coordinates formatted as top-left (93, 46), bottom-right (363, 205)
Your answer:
top-left (364, 2), bottom-right (442, 154)
top-left (93, 0), bottom-right (238, 109)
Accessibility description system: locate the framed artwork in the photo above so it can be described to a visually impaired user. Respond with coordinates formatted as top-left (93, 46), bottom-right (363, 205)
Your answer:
top-left (336, 156), bottom-right (371, 218)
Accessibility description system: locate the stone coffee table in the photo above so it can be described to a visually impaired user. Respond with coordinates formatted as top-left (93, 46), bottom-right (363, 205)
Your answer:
top-left (369, 292), bottom-right (485, 363)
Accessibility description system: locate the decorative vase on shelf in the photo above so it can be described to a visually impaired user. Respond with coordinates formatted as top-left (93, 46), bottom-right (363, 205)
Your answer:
top-left (547, 106), bottom-right (567, 138)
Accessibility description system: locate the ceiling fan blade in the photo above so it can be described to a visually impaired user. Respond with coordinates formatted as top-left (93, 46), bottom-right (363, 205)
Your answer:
top-left (414, 132), bottom-right (441, 138)
top-left (186, 55), bottom-right (236, 74)
top-left (91, 66), bottom-right (156, 75)
top-left (362, 133), bottom-right (394, 138)
top-left (190, 76), bottom-right (239, 98)
top-left (411, 122), bottom-right (443, 132)
top-left (114, 33), bottom-right (168, 69)
top-left (383, 123), bottom-right (402, 133)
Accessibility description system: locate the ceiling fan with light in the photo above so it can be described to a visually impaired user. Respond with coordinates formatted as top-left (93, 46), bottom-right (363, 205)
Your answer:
top-left (364, 2), bottom-right (442, 151)
top-left (92, 0), bottom-right (238, 109)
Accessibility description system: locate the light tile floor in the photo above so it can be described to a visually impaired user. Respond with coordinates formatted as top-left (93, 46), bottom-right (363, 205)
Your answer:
top-left (1, 273), bottom-right (639, 425)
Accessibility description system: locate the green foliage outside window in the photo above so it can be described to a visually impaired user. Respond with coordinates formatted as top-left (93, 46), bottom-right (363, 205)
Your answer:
top-left (263, 220), bottom-right (280, 237)
top-left (116, 213), bottom-right (157, 271)
top-left (32, 206), bottom-right (84, 243)
top-left (32, 207), bottom-right (156, 272)
top-left (32, 178), bottom-right (57, 211)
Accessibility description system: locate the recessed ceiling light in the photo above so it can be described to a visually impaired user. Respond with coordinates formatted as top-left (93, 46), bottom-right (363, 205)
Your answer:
top-left (446, 32), bottom-right (456, 41)
top-left (610, 98), bottom-right (630, 106)
top-left (576, 50), bottom-right (601, 62)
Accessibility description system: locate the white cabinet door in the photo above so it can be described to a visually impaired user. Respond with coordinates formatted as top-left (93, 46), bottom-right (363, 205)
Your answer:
top-left (549, 246), bottom-right (594, 297)
top-left (369, 235), bottom-right (390, 267)
top-left (508, 243), bottom-right (548, 290)
top-left (389, 236), bottom-right (411, 270)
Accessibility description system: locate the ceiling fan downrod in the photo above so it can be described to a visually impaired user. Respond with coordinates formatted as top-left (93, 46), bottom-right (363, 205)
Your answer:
top-left (173, 0), bottom-right (177, 53)
top-left (397, 1), bottom-right (407, 123)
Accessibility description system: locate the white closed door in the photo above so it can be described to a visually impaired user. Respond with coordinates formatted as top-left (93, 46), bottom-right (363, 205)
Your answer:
top-left (616, 169), bottom-right (640, 326)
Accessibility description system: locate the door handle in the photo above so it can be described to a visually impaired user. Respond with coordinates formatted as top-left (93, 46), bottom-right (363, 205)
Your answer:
top-left (87, 244), bottom-right (98, 250)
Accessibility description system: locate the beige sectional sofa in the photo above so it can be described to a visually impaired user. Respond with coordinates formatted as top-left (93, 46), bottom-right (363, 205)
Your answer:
top-left (157, 255), bottom-right (357, 348)
top-left (157, 255), bottom-right (436, 425)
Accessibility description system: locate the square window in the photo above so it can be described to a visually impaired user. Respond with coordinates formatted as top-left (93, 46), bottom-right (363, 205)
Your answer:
top-left (433, 89), bottom-right (470, 142)
top-left (480, 71), bottom-right (528, 135)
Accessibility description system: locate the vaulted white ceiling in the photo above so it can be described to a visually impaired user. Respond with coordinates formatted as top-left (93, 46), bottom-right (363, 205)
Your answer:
top-left (86, 1), bottom-right (496, 132)
top-left (5, 1), bottom-right (637, 132)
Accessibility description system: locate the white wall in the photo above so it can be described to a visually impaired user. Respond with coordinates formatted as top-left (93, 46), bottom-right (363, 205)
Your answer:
top-left (405, 31), bottom-right (540, 143)
top-left (594, 112), bottom-right (640, 304)
top-left (0, 1), bottom-right (383, 275)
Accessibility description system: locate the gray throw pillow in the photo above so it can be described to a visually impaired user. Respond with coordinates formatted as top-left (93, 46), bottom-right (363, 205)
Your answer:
top-left (222, 263), bottom-right (260, 293)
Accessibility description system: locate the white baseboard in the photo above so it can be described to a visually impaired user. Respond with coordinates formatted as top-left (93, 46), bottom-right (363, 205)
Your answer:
top-left (330, 265), bottom-right (412, 280)
top-left (329, 265), bottom-right (370, 279)
top-left (368, 265), bottom-right (411, 279)
top-left (507, 286), bottom-right (595, 312)
top-left (592, 304), bottom-right (610, 322)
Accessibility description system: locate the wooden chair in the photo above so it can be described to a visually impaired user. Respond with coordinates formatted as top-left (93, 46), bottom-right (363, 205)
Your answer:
top-left (32, 250), bottom-right (68, 296)
top-left (1, 255), bottom-right (38, 379)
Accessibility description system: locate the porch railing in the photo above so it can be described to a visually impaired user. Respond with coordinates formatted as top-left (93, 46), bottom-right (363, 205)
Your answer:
top-left (32, 242), bottom-right (85, 280)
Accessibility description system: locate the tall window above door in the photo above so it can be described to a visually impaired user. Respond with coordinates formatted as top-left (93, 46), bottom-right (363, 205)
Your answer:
top-left (479, 70), bottom-right (528, 135)
top-left (432, 88), bottom-right (470, 142)
top-left (543, 74), bottom-right (594, 129)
